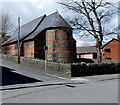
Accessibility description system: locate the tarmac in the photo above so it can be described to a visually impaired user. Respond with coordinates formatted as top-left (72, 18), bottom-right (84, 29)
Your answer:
top-left (0, 57), bottom-right (119, 103)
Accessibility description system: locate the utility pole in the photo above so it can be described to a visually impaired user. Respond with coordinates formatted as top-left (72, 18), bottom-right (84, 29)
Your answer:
top-left (18, 17), bottom-right (20, 64)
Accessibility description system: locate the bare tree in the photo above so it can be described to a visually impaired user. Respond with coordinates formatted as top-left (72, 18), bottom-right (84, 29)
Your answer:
top-left (0, 10), bottom-right (14, 37)
top-left (58, 0), bottom-right (118, 63)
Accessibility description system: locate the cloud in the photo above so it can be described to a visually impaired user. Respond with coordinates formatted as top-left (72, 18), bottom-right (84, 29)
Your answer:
top-left (30, 0), bottom-right (59, 9)
top-left (2, 2), bottom-right (33, 24)
top-left (73, 35), bottom-right (96, 47)
top-left (30, 0), bottom-right (45, 9)
top-left (1, 0), bottom-right (119, 46)
top-left (76, 40), bottom-right (96, 47)
top-left (0, 0), bottom-right (30, 2)
top-left (73, 31), bottom-right (96, 47)
top-left (1, 0), bottom-right (63, 24)
top-left (1, 0), bottom-right (64, 33)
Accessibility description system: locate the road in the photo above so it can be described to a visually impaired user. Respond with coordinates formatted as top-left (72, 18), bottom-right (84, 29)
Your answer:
top-left (0, 58), bottom-right (119, 103)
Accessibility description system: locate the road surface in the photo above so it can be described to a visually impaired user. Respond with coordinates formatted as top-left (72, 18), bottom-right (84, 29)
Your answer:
top-left (0, 57), bottom-right (119, 103)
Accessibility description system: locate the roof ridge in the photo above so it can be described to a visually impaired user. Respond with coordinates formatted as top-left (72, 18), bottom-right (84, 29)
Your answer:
top-left (102, 38), bottom-right (120, 48)
top-left (19, 14), bottom-right (46, 29)
top-left (22, 15), bottom-right (46, 41)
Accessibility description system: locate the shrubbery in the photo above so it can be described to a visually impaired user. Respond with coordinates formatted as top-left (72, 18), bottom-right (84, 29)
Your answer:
top-left (71, 63), bottom-right (120, 77)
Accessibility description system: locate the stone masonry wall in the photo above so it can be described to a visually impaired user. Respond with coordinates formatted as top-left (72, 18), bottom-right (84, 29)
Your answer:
top-left (46, 29), bottom-right (76, 63)
top-left (2, 54), bottom-right (71, 76)
top-left (2, 54), bottom-right (119, 77)
top-left (24, 41), bottom-right (34, 58)
top-left (2, 43), bottom-right (18, 56)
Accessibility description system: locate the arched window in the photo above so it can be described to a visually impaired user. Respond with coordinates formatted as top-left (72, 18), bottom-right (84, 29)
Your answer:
top-left (55, 30), bottom-right (59, 40)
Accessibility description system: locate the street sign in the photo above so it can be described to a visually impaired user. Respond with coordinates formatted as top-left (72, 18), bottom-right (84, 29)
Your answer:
top-left (44, 46), bottom-right (48, 70)
top-left (44, 46), bottom-right (48, 50)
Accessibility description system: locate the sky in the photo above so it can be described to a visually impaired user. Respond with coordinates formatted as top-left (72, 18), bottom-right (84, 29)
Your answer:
top-left (0, 0), bottom-right (119, 47)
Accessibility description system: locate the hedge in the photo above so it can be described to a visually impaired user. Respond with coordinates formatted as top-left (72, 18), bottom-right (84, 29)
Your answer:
top-left (71, 63), bottom-right (120, 77)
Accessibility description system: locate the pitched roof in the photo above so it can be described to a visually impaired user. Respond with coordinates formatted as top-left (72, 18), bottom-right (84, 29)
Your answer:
top-left (24, 12), bottom-right (72, 41)
top-left (102, 38), bottom-right (120, 48)
top-left (77, 46), bottom-right (97, 54)
top-left (2, 12), bottom-right (72, 46)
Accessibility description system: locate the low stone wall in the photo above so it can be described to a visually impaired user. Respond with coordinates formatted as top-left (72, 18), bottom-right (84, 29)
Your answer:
top-left (93, 59), bottom-right (120, 63)
top-left (71, 63), bottom-right (120, 77)
top-left (2, 54), bottom-right (71, 76)
top-left (2, 54), bottom-right (120, 77)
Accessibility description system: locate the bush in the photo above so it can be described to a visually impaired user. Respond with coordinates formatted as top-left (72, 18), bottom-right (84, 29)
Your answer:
top-left (71, 63), bottom-right (120, 77)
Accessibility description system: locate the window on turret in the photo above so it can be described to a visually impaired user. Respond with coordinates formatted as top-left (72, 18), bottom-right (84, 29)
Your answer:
top-left (55, 30), bottom-right (59, 40)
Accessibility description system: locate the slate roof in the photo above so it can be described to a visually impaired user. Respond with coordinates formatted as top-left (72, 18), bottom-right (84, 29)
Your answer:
top-left (77, 46), bottom-right (97, 54)
top-left (2, 12), bottom-right (72, 46)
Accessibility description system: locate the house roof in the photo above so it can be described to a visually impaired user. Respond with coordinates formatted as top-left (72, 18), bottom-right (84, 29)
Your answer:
top-left (102, 38), bottom-right (120, 48)
top-left (2, 12), bottom-right (72, 46)
top-left (77, 46), bottom-right (97, 54)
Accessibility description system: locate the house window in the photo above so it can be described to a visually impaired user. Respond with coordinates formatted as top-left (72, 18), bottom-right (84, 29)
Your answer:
top-left (55, 30), bottom-right (59, 40)
top-left (93, 53), bottom-right (97, 59)
top-left (105, 58), bottom-right (111, 60)
top-left (104, 49), bottom-right (111, 53)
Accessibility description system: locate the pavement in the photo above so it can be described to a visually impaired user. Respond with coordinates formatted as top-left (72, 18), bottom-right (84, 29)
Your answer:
top-left (0, 57), bottom-right (119, 103)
